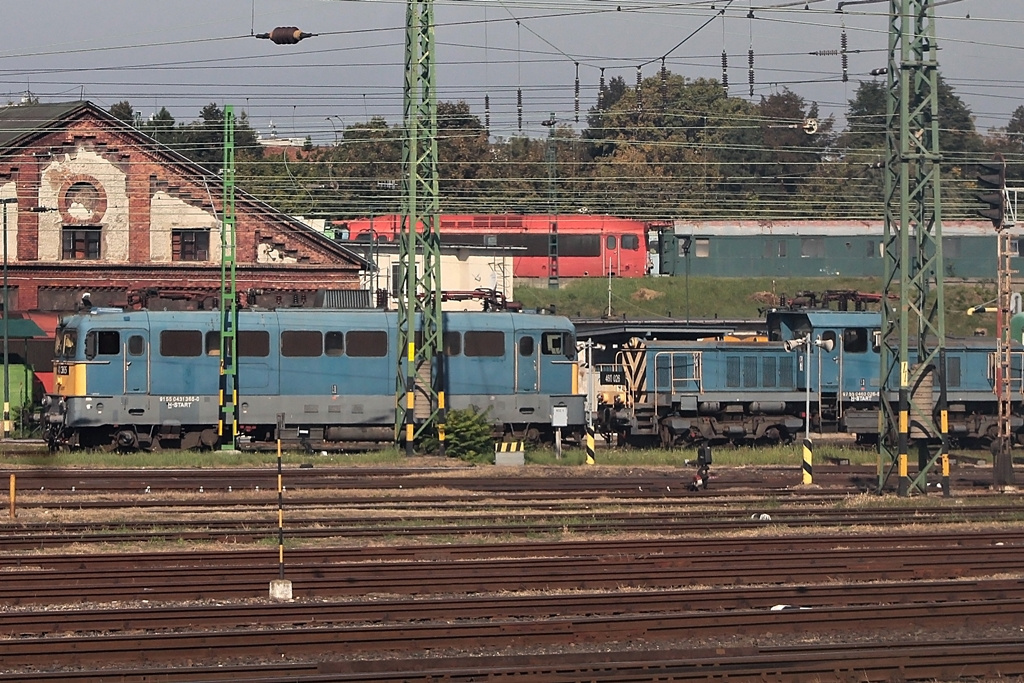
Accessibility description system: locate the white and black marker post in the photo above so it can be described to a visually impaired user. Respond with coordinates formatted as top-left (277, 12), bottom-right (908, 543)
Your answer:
top-left (269, 413), bottom-right (292, 600)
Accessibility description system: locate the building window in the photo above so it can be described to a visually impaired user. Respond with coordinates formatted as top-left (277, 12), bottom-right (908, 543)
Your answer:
top-left (62, 227), bottom-right (101, 260)
top-left (694, 238), bottom-right (710, 258)
top-left (173, 229), bottom-right (210, 261)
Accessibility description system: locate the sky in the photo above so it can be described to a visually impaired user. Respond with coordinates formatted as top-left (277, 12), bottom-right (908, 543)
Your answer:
top-left (1, 1), bottom-right (1021, 145)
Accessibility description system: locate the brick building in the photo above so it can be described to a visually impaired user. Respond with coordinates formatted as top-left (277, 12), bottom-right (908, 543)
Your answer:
top-left (0, 101), bottom-right (368, 318)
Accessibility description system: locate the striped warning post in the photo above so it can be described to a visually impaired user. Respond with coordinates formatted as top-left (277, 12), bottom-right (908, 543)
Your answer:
top-left (802, 438), bottom-right (813, 485)
top-left (496, 441), bottom-right (525, 453)
top-left (585, 425), bottom-right (596, 465)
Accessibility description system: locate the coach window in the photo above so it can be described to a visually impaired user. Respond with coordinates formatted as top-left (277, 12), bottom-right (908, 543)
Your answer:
top-left (347, 330), bottom-right (388, 357)
top-left (843, 328), bottom-right (868, 353)
top-left (85, 330), bottom-right (120, 360)
top-left (606, 235), bottom-right (617, 250)
top-left (695, 238), bottom-right (710, 257)
top-left (128, 335), bottom-right (146, 356)
top-left (282, 330), bottom-right (323, 357)
top-left (519, 335), bottom-right (535, 356)
top-left (464, 330), bottom-right (505, 357)
top-left (444, 331), bottom-right (461, 356)
top-left (160, 330), bottom-right (202, 357)
top-left (621, 234), bottom-right (640, 250)
top-left (541, 331), bottom-right (563, 356)
top-left (238, 331), bottom-right (270, 357)
top-left (325, 331), bottom-right (344, 357)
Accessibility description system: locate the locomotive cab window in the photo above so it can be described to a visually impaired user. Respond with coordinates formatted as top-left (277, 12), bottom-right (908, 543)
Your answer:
top-left (238, 331), bottom-right (270, 357)
top-left (606, 235), bottom-right (617, 250)
top-left (519, 335), bottom-right (534, 356)
top-left (541, 332), bottom-right (564, 356)
top-left (282, 330), bottom-right (323, 357)
top-left (85, 330), bottom-right (120, 359)
top-left (444, 331), bottom-right (461, 356)
top-left (160, 330), bottom-right (202, 357)
top-left (325, 331), bottom-right (344, 357)
top-left (464, 331), bottom-right (505, 357)
top-left (347, 330), bottom-right (387, 357)
top-left (55, 329), bottom-right (78, 358)
top-left (843, 328), bottom-right (868, 353)
top-left (621, 234), bottom-right (640, 250)
top-left (127, 335), bottom-right (145, 356)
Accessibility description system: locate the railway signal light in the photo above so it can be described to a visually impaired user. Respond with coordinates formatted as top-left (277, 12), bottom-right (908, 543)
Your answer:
top-left (977, 154), bottom-right (1007, 229)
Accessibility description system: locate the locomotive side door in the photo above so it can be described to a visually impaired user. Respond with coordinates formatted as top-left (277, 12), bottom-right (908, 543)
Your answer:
top-left (515, 331), bottom-right (539, 393)
top-left (124, 330), bottom-right (149, 394)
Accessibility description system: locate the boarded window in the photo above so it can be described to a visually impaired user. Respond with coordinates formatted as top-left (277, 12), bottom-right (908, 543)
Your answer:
top-left (282, 330), bottom-right (322, 357)
top-left (160, 330), bottom-right (202, 357)
top-left (325, 331), bottom-right (344, 357)
top-left (238, 331), bottom-right (270, 357)
top-left (172, 229), bottom-right (210, 261)
top-left (800, 237), bottom-right (824, 258)
top-left (347, 330), bottom-right (387, 357)
top-left (464, 331), bottom-right (505, 357)
top-left (62, 227), bottom-right (101, 260)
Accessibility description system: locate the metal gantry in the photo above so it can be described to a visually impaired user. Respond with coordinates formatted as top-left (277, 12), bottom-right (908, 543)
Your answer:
top-left (396, 0), bottom-right (445, 455)
top-left (878, 0), bottom-right (948, 496)
top-left (218, 105), bottom-right (239, 451)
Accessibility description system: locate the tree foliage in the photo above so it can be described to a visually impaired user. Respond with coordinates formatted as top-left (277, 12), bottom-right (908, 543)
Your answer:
top-left (106, 71), bottom-right (1012, 221)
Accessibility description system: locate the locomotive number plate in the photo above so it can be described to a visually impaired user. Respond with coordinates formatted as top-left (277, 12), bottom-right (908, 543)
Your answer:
top-left (56, 364), bottom-right (69, 376)
top-left (600, 370), bottom-right (625, 385)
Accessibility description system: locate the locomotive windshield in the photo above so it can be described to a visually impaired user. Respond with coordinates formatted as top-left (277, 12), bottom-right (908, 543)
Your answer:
top-left (54, 328), bottom-right (78, 359)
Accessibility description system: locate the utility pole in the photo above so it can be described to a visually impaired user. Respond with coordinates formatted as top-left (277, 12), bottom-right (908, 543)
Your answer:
top-left (396, 0), bottom-right (445, 456)
top-left (542, 113), bottom-right (559, 290)
top-left (877, 0), bottom-right (948, 496)
top-left (218, 105), bottom-right (239, 451)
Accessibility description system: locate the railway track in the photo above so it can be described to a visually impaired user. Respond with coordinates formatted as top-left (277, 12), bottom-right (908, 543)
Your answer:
top-left (3, 464), bottom-right (1024, 680)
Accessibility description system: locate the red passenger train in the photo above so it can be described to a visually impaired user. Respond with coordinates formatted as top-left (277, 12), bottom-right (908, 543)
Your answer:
top-left (334, 214), bottom-right (653, 279)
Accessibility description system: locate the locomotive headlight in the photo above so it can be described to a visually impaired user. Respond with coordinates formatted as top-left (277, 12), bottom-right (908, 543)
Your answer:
top-left (42, 395), bottom-right (52, 408)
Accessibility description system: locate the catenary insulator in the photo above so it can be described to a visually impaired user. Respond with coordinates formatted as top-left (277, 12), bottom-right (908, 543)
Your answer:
top-left (721, 51), bottom-right (729, 91)
top-left (517, 88), bottom-right (523, 131)
top-left (748, 48), bottom-right (754, 97)
top-left (256, 27), bottom-right (314, 45)
top-left (575, 63), bottom-right (581, 122)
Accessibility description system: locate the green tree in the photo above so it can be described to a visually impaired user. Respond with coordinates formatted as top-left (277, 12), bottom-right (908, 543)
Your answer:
top-left (109, 101), bottom-right (136, 126)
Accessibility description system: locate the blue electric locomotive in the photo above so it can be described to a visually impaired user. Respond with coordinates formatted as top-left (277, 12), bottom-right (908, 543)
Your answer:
top-left (42, 308), bottom-right (584, 451)
top-left (600, 308), bottom-right (1021, 447)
